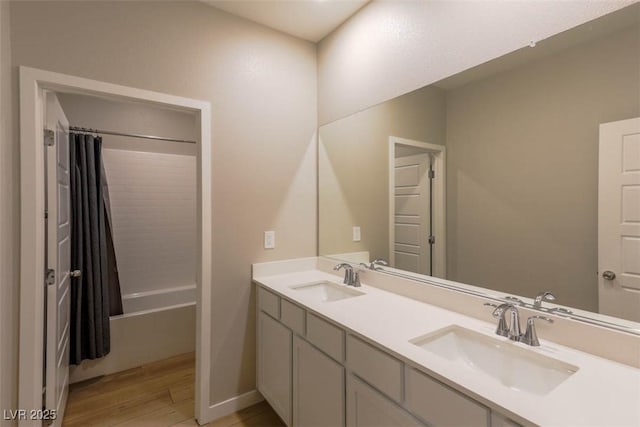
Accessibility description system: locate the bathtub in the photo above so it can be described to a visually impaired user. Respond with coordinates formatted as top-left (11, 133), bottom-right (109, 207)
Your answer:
top-left (69, 284), bottom-right (196, 384)
top-left (118, 284), bottom-right (196, 316)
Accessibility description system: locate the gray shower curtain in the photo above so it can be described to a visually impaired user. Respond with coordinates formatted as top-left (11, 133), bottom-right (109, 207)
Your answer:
top-left (69, 132), bottom-right (123, 365)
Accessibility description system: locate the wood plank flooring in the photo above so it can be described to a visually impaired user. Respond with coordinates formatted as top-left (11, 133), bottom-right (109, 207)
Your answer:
top-left (63, 352), bottom-right (285, 427)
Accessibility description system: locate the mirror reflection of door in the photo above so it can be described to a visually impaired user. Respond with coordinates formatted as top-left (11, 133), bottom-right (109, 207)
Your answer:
top-left (390, 137), bottom-right (446, 277)
top-left (598, 117), bottom-right (640, 322)
top-left (394, 153), bottom-right (432, 275)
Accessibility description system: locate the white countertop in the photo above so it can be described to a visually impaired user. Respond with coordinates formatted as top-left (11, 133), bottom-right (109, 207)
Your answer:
top-left (253, 267), bottom-right (640, 427)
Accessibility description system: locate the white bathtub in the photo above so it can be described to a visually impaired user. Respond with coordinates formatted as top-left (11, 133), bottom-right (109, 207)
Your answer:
top-left (118, 284), bottom-right (196, 316)
top-left (69, 285), bottom-right (196, 384)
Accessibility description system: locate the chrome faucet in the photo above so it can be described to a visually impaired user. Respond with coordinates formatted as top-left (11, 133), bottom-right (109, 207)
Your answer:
top-left (334, 263), bottom-right (361, 287)
top-left (533, 291), bottom-right (556, 309)
top-left (521, 316), bottom-right (554, 346)
top-left (491, 303), bottom-right (521, 341)
top-left (360, 258), bottom-right (388, 271)
top-left (485, 302), bottom-right (554, 346)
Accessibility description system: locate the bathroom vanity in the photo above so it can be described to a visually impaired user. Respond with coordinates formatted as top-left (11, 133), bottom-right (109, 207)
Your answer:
top-left (253, 258), bottom-right (640, 427)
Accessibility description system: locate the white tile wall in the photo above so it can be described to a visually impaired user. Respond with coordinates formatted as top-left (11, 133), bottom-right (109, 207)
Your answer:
top-left (102, 149), bottom-right (196, 295)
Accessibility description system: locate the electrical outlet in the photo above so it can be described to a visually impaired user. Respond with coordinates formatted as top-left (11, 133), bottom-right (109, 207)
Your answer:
top-left (264, 231), bottom-right (275, 249)
top-left (353, 226), bottom-right (361, 242)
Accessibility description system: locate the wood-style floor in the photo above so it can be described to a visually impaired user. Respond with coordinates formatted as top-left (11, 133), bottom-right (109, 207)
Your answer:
top-left (63, 352), bottom-right (285, 427)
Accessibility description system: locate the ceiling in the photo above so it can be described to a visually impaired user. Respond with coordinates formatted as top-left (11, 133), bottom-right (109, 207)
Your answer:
top-left (201, 0), bottom-right (370, 43)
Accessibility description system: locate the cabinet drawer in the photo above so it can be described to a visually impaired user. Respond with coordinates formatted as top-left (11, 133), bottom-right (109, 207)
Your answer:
top-left (258, 286), bottom-right (280, 319)
top-left (346, 335), bottom-right (403, 403)
top-left (306, 313), bottom-right (344, 361)
top-left (281, 299), bottom-right (305, 336)
top-left (405, 367), bottom-right (489, 427)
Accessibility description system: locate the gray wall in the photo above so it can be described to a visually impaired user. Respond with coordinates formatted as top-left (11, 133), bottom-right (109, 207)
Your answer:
top-left (319, 85), bottom-right (446, 260)
top-left (6, 0), bottom-right (317, 411)
top-left (445, 25), bottom-right (640, 311)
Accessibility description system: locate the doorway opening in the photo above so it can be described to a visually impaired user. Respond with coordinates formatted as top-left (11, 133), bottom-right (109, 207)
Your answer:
top-left (18, 67), bottom-right (212, 425)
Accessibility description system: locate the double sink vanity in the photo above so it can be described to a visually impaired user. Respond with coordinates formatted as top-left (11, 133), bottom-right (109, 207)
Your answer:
top-left (253, 258), bottom-right (640, 427)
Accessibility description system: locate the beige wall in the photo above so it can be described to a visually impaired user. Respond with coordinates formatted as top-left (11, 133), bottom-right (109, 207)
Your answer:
top-left (0, 0), bottom-right (18, 424)
top-left (0, 1), bottom-right (19, 425)
top-left (319, 85), bottom-right (446, 260)
top-left (8, 0), bottom-right (317, 410)
top-left (445, 25), bottom-right (640, 312)
top-left (317, 0), bottom-right (633, 125)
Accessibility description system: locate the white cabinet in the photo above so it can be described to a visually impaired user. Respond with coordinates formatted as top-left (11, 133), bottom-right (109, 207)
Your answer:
top-left (491, 412), bottom-right (522, 427)
top-left (405, 367), bottom-right (490, 427)
top-left (347, 374), bottom-right (425, 427)
top-left (258, 311), bottom-right (291, 425)
top-left (255, 285), bottom-right (523, 427)
top-left (292, 336), bottom-right (345, 426)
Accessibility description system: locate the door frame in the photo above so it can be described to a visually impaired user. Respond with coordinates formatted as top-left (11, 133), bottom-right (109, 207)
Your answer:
top-left (388, 136), bottom-right (446, 278)
top-left (18, 66), bottom-right (213, 424)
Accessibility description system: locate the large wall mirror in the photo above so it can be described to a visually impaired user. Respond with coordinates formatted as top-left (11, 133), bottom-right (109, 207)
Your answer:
top-left (319, 4), bottom-right (640, 332)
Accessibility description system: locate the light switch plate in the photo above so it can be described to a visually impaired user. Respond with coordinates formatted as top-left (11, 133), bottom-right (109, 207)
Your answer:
top-left (353, 226), bottom-right (361, 242)
top-left (264, 231), bottom-right (275, 249)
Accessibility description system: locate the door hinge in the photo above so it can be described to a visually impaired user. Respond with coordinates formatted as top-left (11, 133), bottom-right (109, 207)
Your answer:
top-left (45, 269), bottom-right (55, 286)
top-left (44, 128), bottom-right (54, 146)
top-left (428, 235), bottom-right (436, 245)
top-left (44, 209), bottom-right (48, 220)
top-left (428, 170), bottom-right (435, 179)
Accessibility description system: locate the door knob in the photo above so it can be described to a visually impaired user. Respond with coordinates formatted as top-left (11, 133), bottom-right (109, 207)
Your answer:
top-left (70, 270), bottom-right (82, 278)
top-left (602, 271), bottom-right (616, 281)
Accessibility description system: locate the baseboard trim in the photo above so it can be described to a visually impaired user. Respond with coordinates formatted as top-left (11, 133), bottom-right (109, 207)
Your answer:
top-left (198, 389), bottom-right (264, 425)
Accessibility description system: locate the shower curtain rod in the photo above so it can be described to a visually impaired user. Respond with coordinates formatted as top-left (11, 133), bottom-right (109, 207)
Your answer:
top-left (69, 126), bottom-right (197, 144)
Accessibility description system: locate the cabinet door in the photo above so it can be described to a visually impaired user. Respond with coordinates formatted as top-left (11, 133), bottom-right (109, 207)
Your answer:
top-left (293, 336), bottom-right (345, 427)
top-left (347, 375), bottom-right (424, 427)
top-left (258, 312), bottom-right (292, 425)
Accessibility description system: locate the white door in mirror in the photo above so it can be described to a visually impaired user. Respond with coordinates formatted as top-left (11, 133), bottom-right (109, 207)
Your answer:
top-left (394, 153), bottom-right (431, 275)
top-left (598, 117), bottom-right (640, 322)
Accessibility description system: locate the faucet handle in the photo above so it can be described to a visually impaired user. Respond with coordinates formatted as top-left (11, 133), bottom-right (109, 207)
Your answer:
top-left (533, 291), bottom-right (556, 309)
top-left (371, 258), bottom-right (388, 270)
top-left (521, 316), bottom-right (554, 346)
top-left (361, 259), bottom-right (388, 270)
top-left (548, 307), bottom-right (573, 316)
top-left (503, 296), bottom-right (524, 305)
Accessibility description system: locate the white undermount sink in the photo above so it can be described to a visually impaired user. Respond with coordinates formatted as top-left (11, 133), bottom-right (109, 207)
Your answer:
top-left (410, 325), bottom-right (578, 396)
top-left (289, 280), bottom-right (364, 302)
